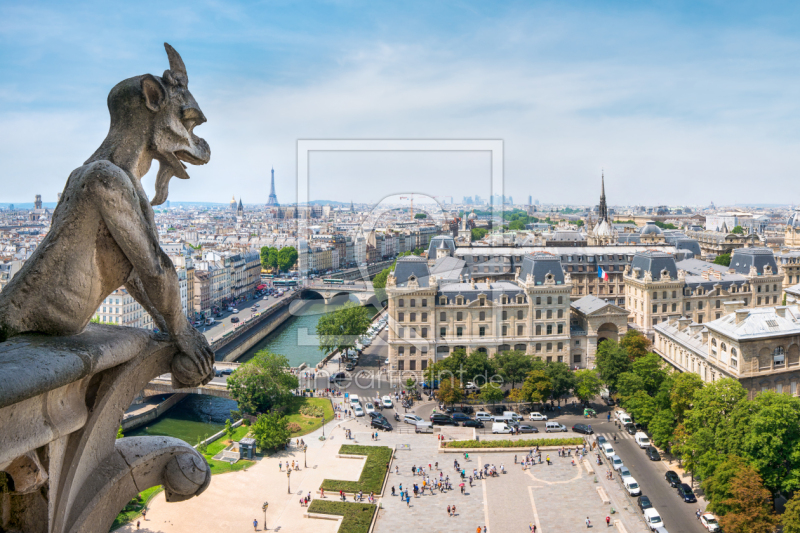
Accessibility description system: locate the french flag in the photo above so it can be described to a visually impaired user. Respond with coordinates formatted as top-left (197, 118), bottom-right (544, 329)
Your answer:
top-left (598, 267), bottom-right (609, 281)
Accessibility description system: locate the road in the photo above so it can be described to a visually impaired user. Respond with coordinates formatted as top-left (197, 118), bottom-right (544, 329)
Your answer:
top-left (198, 288), bottom-right (297, 342)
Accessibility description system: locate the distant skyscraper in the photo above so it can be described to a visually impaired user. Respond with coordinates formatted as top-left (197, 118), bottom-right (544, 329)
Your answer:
top-left (267, 168), bottom-right (280, 207)
top-left (528, 195), bottom-right (532, 205)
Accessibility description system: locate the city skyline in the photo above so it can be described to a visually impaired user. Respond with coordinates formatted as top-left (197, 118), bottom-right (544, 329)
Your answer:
top-left (3, 1), bottom-right (800, 205)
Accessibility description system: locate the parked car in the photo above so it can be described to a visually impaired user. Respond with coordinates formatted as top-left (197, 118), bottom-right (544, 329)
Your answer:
top-left (602, 444), bottom-right (615, 459)
top-left (368, 411), bottom-right (382, 419)
top-left (595, 435), bottom-right (607, 446)
top-left (643, 508), bottom-right (664, 531)
top-left (329, 372), bottom-right (346, 383)
top-left (232, 308), bottom-right (239, 313)
top-left (475, 411), bottom-right (493, 421)
top-left (700, 513), bottom-right (720, 532)
top-left (371, 417), bottom-right (393, 431)
top-left (545, 421), bottom-right (567, 433)
top-left (231, 317), bottom-right (240, 323)
top-left (611, 455), bottom-right (624, 471)
top-left (571, 423), bottom-right (593, 435)
top-left (404, 414), bottom-right (423, 425)
top-left (430, 414), bottom-right (458, 426)
top-left (353, 405), bottom-right (364, 417)
top-left (517, 424), bottom-right (538, 433)
top-left (665, 470), bottom-right (681, 487)
top-left (365, 403), bottom-right (375, 414)
top-left (462, 419), bottom-right (484, 428)
top-left (677, 483), bottom-right (697, 503)
top-left (464, 381), bottom-right (478, 391)
top-left (637, 495), bottom-right (653, 513)
top-left (528, 412), bottom-right (548, 421)
top-left (624, 423), bottom-right (637, 435)
top-left (646, 446), bottom-right (661, 461)
top-left (381, 396), bottom-right (393, 408)
top-left (619, 466), bottom-right (632, 479)
top-left (345, 363), bottom-right (355, 371)
top-left (451, 412), bottom-right (472, 422)
top-left (623, 476), bottom-right (641, 496)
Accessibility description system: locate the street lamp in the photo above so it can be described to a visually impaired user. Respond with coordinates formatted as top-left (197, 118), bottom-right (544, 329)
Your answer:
top-left (322, 414), bottom-right (325, 439)
top-left (304, 444), bottom-right (308, 468)
top-left (262, 502), bottom-right (268, 530)
top-left (287, 469), bottom-right (291, 494)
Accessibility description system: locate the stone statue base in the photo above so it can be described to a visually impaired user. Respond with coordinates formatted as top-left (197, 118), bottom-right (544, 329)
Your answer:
top-left (0, 324), bottom-right (210, 533)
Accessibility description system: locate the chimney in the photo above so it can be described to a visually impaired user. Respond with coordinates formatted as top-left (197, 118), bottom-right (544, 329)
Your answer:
top-left (677, 317), bottom-right (692, 331)
top-left (735, 309), bottom-right (749, 324)
top-left (701, 328), bottom-right (708, 343)
top-left (776, 306), bottom-right (787, 318)
top-left (723, 300), bottom-right (745, 314)
top-left (689, 323), bottom-right (703, 335)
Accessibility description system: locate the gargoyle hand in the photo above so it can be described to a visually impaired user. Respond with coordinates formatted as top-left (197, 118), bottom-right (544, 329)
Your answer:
top-left (171, 326), bottom-right (214, 388)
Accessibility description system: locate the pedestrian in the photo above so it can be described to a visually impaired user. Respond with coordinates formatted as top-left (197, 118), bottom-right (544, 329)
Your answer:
top-left (412, 465), bottom-right (416, 476)
top-left (586, 517), bottom-right (591, 528)
top-left (142, 509), bottom-right (146, 520)
top-left (136, 521), bottom-right (140, 530)
top-left (435, 461), bottom-right (439, 470)
top-left (253, 519), bottom-right (258, 531)
top-left (477, 527), bottom-right (482, 533)
top-left (606, 516), bottom-right (610, 526)
top-left (452, 505), bottom-right (456, 516)
top-left (447, 505), bottom-right (451, 516)
top-left (515, 454), bottom-right (518, 464)
top-left (395, 465), bottom-right (399, 474)
top-left (406, 494), bottom-right (411, 507)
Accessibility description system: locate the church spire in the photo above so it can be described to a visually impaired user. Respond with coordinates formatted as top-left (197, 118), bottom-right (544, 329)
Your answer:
top-left (598, 170), bottom-right (608, 222)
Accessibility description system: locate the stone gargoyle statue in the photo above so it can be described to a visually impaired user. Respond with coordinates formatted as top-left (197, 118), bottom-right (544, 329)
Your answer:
top-left (0, 43), bottom-right (213, 390)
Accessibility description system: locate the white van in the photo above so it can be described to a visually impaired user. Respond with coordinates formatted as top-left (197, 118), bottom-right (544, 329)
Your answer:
top-left (624, 476), bottom-right (642, 496)
top-left (502, 411), bottom-right (522, 421)
top-left (545, 421), bottom-right (567, 433)
top-left (616, 410), bottom-right (633, 425)
top-left (602, 443), bottom-right (615, 458)
top-left (493, 415), bottom-right (516, 425)
top-left (644, 508), bottom-right (664, 530)
top-left (415, 421), bottom-right (433, 434)
top-left (635, 432), bottom-right (651, 449)
top-left (475, 411), bottom-right (493, 421)
top-left (492, 422), bottom-right (513, 434)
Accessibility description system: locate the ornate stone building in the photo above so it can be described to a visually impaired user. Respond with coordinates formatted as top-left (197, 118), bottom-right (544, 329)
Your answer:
top-left (685, 228), bottom-right (761, 258)
top-left (624, 248), bottom-right (784, 334)
top-left (654, 304), bottom-right (800, 399)
top-left (785, 210), bottom-right (800, 247)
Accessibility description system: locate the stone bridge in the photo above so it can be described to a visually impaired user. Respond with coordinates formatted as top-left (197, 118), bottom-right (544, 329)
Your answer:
top-left (143, 377), bottom-right (232, 399)
top-left (301, 282), bottom-right (377, 305)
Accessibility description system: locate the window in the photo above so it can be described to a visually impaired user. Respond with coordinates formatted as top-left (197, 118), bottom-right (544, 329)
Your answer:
top-left (698, 315), bottom-right (703, 323)
top-left (421, 360), bottom-right (428, 370)
top-left (557, 296), bottom-right (563, 304)
top-left (758, 285), bottom-right (762, 293)
top-left (409, 360), bottom-right (416, 370)
top-left (421, 327), bottom-right (428, 338)
top-left (716, 300), bottom-right (721, 309)
top-left (698, 301), bottom-right (704, 310)
top-left (546, 325), bottom-right (553, 335)
top-left (440, 297), bottom-right (447, 305)
top-left (410, 312), bottom-right (416, 322)
top-left (410, 346), bottom-right (416, 355)
top-left (774, 284), bottom-right (778, 292)
top-left (422, 299), bottom-right (427, 307)
top-left (758, 297), bottom-right (762, 305)
top-left (517, 310), bottom-right (523, 319)
top-left (536, 297), bottom-right (541, 305)
top-left (440, 327), bottom-right (446, 337)
top-left (456, 312), bottom-right (463, 321)
top-left (573, 353), bottom-right (582, 363)
top-left (662, 304), bottom-right (667, 312)
top-left (502, 326), bottom-right (508, 336)
top-left (479, 311), bottom-right (486, 321)
top-left (421, 312), bottom-right (427, 321)
top-left (479, 326), bottom-right (486, 337)
top-left (547, 296), bottom-right (552, 305)
top-left (672, 291), bottom-right (677, 298)
top-left (479, 297), bottom-right (485, 306)
top-left (457, 297), bottom-right (463, 305)
top-left (398, 327), bottom-right (405, 338)
top-left (557, 342), bottom-right (563, 352)
top-left (517, 325), bottom-right (524, 335)
top-left (652, 304), bottom-right (658, 313)
top-left (398, 360), bottom-right (404, 370)
top-left (685, 302), bottom-right (691, 311)
top-left (536, 325), bottom-right (542, 335)
top-left (536, 310), bottom-right (542, 319)
top-left (557, 309), bottom-right (563, 319)
top-left (778, 383), bottom-right (783, 394)
top-left (546, 310), bottom-right (553, 319)
top-left (546, 342), bottom-right (552, 352)
top-left (775, 346), bottom-right (785, 366)
top-left (502, 310), bottom-right (508, 320)
top-left (653, 292), bottom-right (658, 299)
top-left (456, 327), bottom-right (463, 337)
top-left (662, 291), bottom-right (667, 299)
top-left (399, 299), bottom-right (405, 307)
top-left (398, 347), bottom-right (404, 356)
top-left (672, 303), bottom-right (677, 312)
top-left (535, 343), bottom-right (542, 352)
top-left (410, 299), bottom-right (416, 307)
top-left (440, 312), bottom-right (446, 321)
top-left (557, 324), bottom-right (563, 334)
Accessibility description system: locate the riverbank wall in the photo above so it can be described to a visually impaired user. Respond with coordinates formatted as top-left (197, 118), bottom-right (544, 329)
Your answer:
top-left (122, 393), bottom-right (188, 432)
top-left (215, 293), bottom-right (300, 362)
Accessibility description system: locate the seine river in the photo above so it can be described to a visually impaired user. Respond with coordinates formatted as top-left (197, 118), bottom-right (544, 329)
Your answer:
top-left (128, 298), bottom-right (382, 443)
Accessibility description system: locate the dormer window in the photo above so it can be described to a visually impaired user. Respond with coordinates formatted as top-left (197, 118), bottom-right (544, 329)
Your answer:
top-left (456, 296), bottom-right (463, 305)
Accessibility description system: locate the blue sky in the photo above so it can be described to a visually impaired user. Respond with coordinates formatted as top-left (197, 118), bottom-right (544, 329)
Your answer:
top-left (2, 1), bottom-right (800, 206)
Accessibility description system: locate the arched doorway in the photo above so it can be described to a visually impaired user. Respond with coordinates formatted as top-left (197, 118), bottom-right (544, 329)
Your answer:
top-left (597, 323), bottom-right (620, 345)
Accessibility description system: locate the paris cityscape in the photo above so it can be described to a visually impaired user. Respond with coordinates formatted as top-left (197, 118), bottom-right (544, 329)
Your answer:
top-left (2, 2), bottom-right (800, 533)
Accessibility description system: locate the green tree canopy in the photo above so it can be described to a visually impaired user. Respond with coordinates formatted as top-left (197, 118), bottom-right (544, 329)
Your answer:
top-left (713, 253), bottom-right (731, 267)
top-left (703, 455), bottom-right (750, 515)
top-left (718, 464), bottom-right (779, 533)
top-left (731, 225), bottom-right (744, 235)
top-left (783, 492), bottom-right (800, 533)
top-left (277, 246), bottom-right (298, 272)
top-left (615, 372), bottom-right (645, 401)
top-left (471, 227), bottom-right (488, 241)
top-left (316, 302), bottom-right (371, 355)
top-left (521, 370), bottom-right (552, 405)
top-left (595, 340), bottom-right (631, 393)
top-left (463, 350), bottom-right (498, 386)
top-left (625, 390), bottom-right (659, 427)
top-left (480, 383), bottom-right (504, 407)
top-left (630, 352), bottom-right (669, 396)
top-left (226, 350), bottom-right (299, 415)
top-left (414, 213), bottom-right (427, 219)
top-left (508, 220), bottom-right (526, 231)
top-left (648, 409), bottom-right (676, 449)
top-left (619, 329), bottom-right (652, 360)
top-left (252, 411), bottom-right (291, 451)
top-left (572, 369), bottom-right (603, 404)
top-left (670, 372), bottom-right (705, 422)
top-left (544, 361), bottom-right (576, 403)
top-left (438, 377), bottom-right (463, 406)
top-left (425, 348), bottom-right (469, 386)
top-left (260, 246), bottom-right (279, 271)
top-left (494, 350), bottom-right (533, 390)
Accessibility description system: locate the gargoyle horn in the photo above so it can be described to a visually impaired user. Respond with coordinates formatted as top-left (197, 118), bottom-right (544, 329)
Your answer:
top-left (164, 43), bottom-right (188, 86)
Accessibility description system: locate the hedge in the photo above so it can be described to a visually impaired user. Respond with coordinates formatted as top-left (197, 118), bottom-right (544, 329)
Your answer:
top-left (443, 437), bottom-right (585, 449)
top-left (320, 445), bottom-right (392, 493)
top-left (307, 500), bottom-right (376, 533)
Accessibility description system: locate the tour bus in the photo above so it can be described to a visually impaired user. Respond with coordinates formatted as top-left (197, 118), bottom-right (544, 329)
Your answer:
top-left (322, 278), bottom-right (344, 285)
top-left (273, 279), bottom-right (297, 287)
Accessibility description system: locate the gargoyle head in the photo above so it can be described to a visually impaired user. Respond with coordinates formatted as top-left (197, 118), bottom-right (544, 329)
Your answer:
top-left (100, 43), bottom-right (210, 205)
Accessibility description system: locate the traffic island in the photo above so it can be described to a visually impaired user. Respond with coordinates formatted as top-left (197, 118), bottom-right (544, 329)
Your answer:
top-left (307, 501), bottom-right (377, 533)
top-left (320, 445), bottom-right (393, 494)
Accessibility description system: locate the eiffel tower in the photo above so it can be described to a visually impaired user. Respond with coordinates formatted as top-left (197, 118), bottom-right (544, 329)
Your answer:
top-left (266, 167), bottom-right (279, 207)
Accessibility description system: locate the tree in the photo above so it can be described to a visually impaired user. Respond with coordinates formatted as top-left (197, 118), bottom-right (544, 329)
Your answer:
top-left (471, 227), bottom-right (487, 241)
top-left (619, 329), bottom-right (652, 360)
top-left (425, 348), bottom-right (469, 386)
top-left (654, 221), bottom-right (677, 230)
top-left (414, 213), bottom-right (427, 219)
top-left (544, 361), bottom-right (575, 403)
top-left (595, 340), bottom-right (631, 393)
top-left (480, 383), bottom-right (504, 408)
top-left (260, 246), bottom-right (278, 271)
top-left (783, 492), bottom-right (800, 533)
top-left (615, 372), bottom-right (645, 400)
top-left (316, 302), bottom-right (371, 355)
top-left (731, 225), bottom-right (744, 235)
top-left (624, 390), bottom-right (658, 427)
top-left (648, 409), bottom-right (676, 449)
top-left (630, 352), bottom-right (668, 396)
top-left (252, 411), bottom-right (291, 452)
top-left (226, 350), bottom-right (299, 415)
top-left (573, 369), bottom-right (603, 404)
top-left (277, 246), bottom-right (298, 272)
top-left (703, 455), bottom-right (750, 515)
top-left (463, 350), bottom-right (497, 387)
top-left (507, 388), bottom-right (525, 408)
top-left (718, 465), bottom-right (779, 533)
top-left (224, 419), bottom-right (234, 443)
top-left (405, 377), bottom-right (417, 390)
top-left (494, 350), bottom-right (533, 390)
top-left (714, 254), bottom-right (731, 267)
top-left (670, 372), bottom-right (705, 422)
top-left (438, 377), bottom-right (463, 406)
top-left (508, 220), bottom-right (526, 231)
top-left (521, 370), bottom-right (552, 405)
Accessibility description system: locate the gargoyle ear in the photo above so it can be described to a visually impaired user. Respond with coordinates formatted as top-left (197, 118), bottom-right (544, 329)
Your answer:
top-left (141, 74), bottom-right (166, 112)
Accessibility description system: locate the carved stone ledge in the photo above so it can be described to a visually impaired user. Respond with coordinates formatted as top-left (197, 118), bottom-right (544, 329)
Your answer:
top-left (0, 324), bottom-right (211, 533)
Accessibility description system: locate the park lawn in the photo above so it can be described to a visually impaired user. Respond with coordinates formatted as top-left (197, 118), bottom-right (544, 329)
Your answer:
top-left (307, 500), bottom-right (376, 533)
top-left (110, 485), bottom-right (162, 530)
top-left (320, 445), bottom-right (392, 494)
top-left (284, 397), bottom-right (334, 438)
top-left (201, 423), bottom-right (254, 474)
top-left (204, 423), bottom-right (251, 457)
top-left (444, 437), bottom-right (585, 448)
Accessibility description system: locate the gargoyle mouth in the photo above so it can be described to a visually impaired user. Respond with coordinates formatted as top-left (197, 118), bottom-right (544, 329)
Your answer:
top-left (175, 148), bottom-right (209, 166)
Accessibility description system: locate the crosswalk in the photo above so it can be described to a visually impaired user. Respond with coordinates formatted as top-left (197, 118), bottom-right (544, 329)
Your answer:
top-left (593, 431), bottom-right (635, 442)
